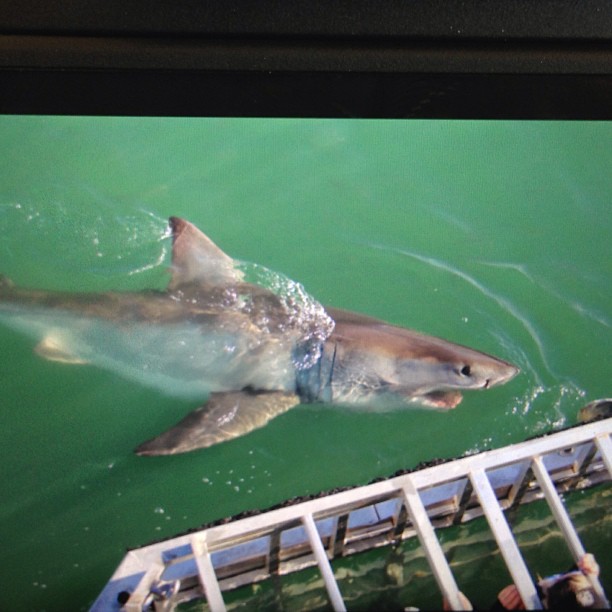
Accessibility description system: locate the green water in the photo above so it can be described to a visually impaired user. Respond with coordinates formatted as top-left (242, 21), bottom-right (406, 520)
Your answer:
top-left (0, 117), bottom-right (610, 610)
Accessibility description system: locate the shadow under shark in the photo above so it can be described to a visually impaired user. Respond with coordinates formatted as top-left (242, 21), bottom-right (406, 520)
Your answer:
top-left (0, 217), bottom-right (518, 455)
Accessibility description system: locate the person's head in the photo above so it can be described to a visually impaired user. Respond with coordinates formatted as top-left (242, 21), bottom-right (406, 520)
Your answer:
top-left (539, 571), bottom-right (597, 609)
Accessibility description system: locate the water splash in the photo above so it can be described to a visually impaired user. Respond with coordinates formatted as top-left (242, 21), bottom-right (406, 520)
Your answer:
top-left (237, 260), bottom-right (335, 370)
top-left (508, 381), bottom-right (587, 432)
top-left (0, 199), bottom-right (170, 282)
top-left (125, 211), bottom-right (172, 277)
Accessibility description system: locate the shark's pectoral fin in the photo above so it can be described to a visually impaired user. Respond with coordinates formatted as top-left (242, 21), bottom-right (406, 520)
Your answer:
top-left (417, 391), bottom-right (463, 410)
top-left (35, 335), bottom-right (89, 365)
top-left (135, 390), bottom-right (301, 456)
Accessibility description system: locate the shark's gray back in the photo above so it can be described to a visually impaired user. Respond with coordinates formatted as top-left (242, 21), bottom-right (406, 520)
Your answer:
top-left (0, 284), bottom-right (322, 398)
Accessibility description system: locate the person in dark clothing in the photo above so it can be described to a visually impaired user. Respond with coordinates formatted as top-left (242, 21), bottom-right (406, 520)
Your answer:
top-left (443, 554), bottom-right (606, 610)
top-left (491, 553), bottom-right (604, 610)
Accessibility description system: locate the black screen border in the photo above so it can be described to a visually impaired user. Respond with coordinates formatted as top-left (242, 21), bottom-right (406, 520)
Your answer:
top-left (1, 1), bottom-right (611, 119)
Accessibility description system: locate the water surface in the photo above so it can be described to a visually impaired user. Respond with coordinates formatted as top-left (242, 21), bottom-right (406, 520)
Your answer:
top-left (0, 117), bottom-right (610, 610)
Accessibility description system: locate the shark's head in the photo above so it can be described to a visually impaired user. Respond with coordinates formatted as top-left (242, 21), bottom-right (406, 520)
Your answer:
top-left (391, 333), bottom-right (519, 408)
top-left (324, 308), bottom-right (520, 410)
top-left (418, 343), bottom-right (519, 390)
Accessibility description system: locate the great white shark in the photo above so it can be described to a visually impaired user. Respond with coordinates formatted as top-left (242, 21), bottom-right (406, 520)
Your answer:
top-left (0, 217), bottom-right (518, 455)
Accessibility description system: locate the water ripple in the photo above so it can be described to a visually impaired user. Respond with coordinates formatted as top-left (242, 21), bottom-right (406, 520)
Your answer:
top-left (479, 260), bottom-right (610, 330)
top-left (368, 243), bottom-right (556, 380)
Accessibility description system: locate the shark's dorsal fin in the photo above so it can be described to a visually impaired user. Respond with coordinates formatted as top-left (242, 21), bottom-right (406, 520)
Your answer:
top-left (168, 217), bottom-right (244, 290)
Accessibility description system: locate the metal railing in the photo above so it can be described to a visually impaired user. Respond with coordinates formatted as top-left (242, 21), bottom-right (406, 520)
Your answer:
top-left (92, 417), bottom-right (612, 611)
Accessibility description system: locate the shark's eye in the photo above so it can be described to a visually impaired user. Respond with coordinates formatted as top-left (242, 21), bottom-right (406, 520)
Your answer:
top-left (460, 365), bottom-right (471, 377)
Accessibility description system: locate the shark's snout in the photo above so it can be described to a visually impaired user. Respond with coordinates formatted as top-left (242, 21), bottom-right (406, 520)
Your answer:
top-left (488, 363), bottom-right (520, 388)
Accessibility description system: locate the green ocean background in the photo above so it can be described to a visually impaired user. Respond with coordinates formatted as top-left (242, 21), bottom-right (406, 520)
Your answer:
top-left (0, 117), bottom-right (610, 610)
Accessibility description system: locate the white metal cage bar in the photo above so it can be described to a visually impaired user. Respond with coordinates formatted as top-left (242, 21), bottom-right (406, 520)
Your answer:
top-left (596, 433), bottom-right (612, 476)
top-left (469, 467), bottom-right (542, 610)
top-left (123, 564), bottom-right (164, 612)
top-left (191, 536), bottom-right (226, 612)
top-left (302, 512), bottom-right (346, 612)
top-left (531, 455), bottom-right (609, 608)
top-left (92, 418), bottom-right (612, 612)
top-left (402, 478), bottom-right (466, 610)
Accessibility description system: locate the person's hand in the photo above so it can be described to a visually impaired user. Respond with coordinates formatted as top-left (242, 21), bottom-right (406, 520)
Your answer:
top-left (497, 584), bottom-right (525, 610)
top-left (579, 553), bottom-right (599, 577)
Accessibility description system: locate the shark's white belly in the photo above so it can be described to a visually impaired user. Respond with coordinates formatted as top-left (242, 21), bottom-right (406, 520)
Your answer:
top-left (0, 310), bottom-right (298, 399)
